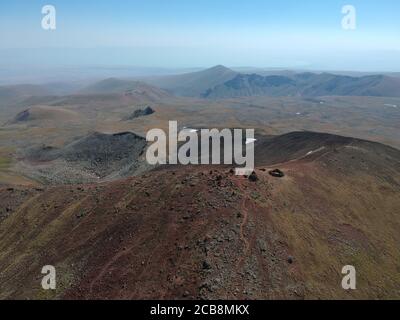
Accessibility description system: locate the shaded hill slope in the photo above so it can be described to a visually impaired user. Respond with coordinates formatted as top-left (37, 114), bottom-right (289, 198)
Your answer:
top-left (145, 65), bottom-right (238, 97)
top-left (7, 106), bottom-right (80, 125)
top-left (21, 131), bottom-right (150, 184)
top-left (254, 131), bottom-right (392, 166)
top-left (203, 73), bottom-right (400, 98)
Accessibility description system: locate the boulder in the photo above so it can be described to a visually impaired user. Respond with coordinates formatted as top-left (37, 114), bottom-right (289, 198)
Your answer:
top-left (248, 171), bottom-right (258, 182)
top-left (269, 169), bottom-right (285, 178)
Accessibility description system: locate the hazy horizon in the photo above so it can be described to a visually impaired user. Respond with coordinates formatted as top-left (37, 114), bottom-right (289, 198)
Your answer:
top-left (2, 63), bottom-right (400, 86)
top-left (1, 0), bottom-right (400, 76)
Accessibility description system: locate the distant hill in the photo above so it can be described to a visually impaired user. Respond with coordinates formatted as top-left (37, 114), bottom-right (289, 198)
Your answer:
top-left (80, 78), bottom-right (172, 100)
top-left (22, 131), bottom-right (151, 184)
top-left (203, 72), bottom-right (400, 98)
top-left (294, 73), bottom-right (400, 97)
top-left (144, 65), bottom-right (238, 97)
top-left (8, 106), bottom-right (80, 125)
top-left (0, 84), bottom-right (50, 105)
top-left (122, 106), bottom-right (155, 121)
top-left (203, 74), bottom-right (296, 98)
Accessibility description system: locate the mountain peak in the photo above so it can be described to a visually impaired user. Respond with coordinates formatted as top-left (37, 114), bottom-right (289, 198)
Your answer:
top-left (208, 65), bottom-right (232, 72)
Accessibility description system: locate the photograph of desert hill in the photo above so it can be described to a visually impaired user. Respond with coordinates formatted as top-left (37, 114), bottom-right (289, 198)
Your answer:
top-left (0, 0), bottom-right (399, 301)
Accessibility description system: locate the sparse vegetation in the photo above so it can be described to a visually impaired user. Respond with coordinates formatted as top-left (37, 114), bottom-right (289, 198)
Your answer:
top-left (0, 65), bottom-right (399, 300)
top-left (0, 156), bottom-right (11, 170)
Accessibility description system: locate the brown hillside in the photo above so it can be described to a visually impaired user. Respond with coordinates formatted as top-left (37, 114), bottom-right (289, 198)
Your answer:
top-left (0, 132), bottom-right (399, 299)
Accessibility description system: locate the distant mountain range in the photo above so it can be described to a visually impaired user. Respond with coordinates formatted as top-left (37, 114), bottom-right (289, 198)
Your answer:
top-left (202, 70), bottom-right (400, 98)
top-left (1, 66), bottom-right (400, 103)
top-left (141, 65), bottom-right (400, 98)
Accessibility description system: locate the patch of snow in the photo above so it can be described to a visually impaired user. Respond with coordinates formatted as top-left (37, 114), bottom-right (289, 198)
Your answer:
top-left (182, 127), bottom-right (198, 133)
top-left (304, 146), bottom-right (326, 157)
top-left (245, 138), bottom-right (257, 145)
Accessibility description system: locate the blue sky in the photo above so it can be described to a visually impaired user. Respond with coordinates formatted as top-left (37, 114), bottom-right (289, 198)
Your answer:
top-left (0, 0), bottom-right (399, 71)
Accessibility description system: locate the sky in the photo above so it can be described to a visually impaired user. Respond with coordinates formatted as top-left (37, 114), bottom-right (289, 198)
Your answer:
top-left (0, 0), bottom-right (399, 71)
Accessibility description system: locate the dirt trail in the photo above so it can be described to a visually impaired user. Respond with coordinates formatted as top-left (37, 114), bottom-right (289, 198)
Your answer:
top-left (232, 176), bottom-right (255, 270)
top-left (237, 197), bottom-right (250, 268)
top-left (88, 242), bottom-right (137, 295)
